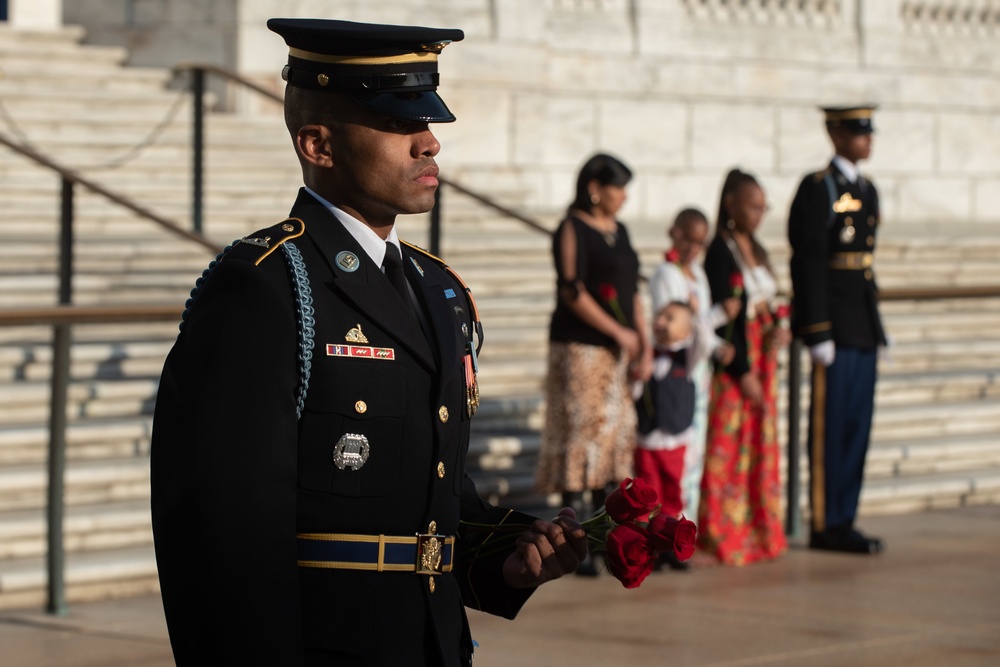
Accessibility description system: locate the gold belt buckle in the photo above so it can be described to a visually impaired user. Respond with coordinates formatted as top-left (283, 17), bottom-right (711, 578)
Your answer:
top-left (415, 533), bottom-right (445, 575)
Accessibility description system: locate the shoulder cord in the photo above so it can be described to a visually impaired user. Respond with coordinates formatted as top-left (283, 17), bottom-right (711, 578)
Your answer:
top-left (179, 244), bottom-right (234, 332)
top-left (177, 240), bottom-right (315, 420)
top-left (282, 242), bottom-right (315, 420)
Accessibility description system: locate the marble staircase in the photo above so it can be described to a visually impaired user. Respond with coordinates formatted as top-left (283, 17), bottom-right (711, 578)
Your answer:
top-left (0, 24), bottom-right (998, 611)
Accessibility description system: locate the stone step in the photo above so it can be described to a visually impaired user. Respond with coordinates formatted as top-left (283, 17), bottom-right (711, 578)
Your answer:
top-left (0, 113), bottom-right (289, 146)
top-left (0, 457), bottom-right (150, 513)
top-left (865, 432), bottom-right (1000, 479)
top-left (0, 500), bottom-right (152, 560)
top-left (0, 27), bottom-right (126, 63)
top-left (0, 418), bottom-right (152, 465)
top-left (0, 378), bottom-right (157, 426)
top-left (0, 64), bottom-right (171, 92)
top-left (858, 467), bottom-right (1000, 515)
top-left (0, 544), bottom-right (158, 611)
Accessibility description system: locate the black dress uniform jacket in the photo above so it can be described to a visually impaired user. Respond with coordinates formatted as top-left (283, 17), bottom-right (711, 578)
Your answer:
top-left (788, 161), bottom-right (886, 349)
top-left (151, 189), bottom-right (534, 666)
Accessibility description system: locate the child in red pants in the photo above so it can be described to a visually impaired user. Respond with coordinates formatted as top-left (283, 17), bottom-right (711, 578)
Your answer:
top-left (634, 301), bottom-right (713, 568)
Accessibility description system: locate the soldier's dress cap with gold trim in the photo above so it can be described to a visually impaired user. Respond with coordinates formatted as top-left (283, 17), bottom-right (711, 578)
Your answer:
top-left (267, 18), bottom-right (464, 123)
top-left (822, 105), bottom-right (876, 135)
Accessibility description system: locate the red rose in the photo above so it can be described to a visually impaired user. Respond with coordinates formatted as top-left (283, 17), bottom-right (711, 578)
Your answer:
top-left (729, 272), bottom-right (744, 290)
top-left (598, 283), bottom-right (618, 302)
top-left (648, 513), bottom-right (698, 561)
top-left (604, 478), bottom-right (660, 524)
top-left (604, 523), bottom-right (657, 589)
top-left (664, 248), bottom-right (680, 264)
top-left (775, 304), bottom-right (791, 320)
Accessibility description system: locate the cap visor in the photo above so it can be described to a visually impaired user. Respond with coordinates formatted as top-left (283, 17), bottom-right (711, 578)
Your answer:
top-left (349, 91), bottom-right (456, 123)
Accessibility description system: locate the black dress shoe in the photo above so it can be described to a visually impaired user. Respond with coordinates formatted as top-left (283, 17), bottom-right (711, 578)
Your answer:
top-left (849, 528), bottom-right (886, 554)
top-left (810, 527), bottom-right (885, 555)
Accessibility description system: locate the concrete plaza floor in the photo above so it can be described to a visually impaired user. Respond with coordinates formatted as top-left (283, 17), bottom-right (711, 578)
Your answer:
top-left (2, 505), bottom-right (998, 667)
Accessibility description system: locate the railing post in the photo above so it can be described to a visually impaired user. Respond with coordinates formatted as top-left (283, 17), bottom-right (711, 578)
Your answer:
top-left (785, 337), bottom-right (803, 538)
top-left (46, 178), bottom-right (74, 615)
top-left (430, 184), bottom-right (442, 258)
top-left (191, 67), bottom-right (205, 235)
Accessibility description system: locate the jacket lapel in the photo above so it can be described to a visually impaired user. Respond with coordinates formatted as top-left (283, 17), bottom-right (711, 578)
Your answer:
top-left (290, 191), bottom-right (435, 370)
top-left (403, 247), bottom-right (460, 380)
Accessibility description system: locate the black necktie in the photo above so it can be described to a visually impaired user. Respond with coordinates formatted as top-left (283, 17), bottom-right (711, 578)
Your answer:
top-left (382, 241), bottom-right (416, 317)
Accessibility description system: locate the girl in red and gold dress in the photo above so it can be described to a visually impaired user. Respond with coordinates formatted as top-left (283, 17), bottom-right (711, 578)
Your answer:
top-left (698, 168), bottom-right (790, 566)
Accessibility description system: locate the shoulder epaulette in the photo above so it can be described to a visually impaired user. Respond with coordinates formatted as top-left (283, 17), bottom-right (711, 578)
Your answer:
top-left (402, 240), bottom-right (484, 353)
top-left (811, 167), bottom-right (832, 183)
top-left (229, 217), bottom-right (306, 266)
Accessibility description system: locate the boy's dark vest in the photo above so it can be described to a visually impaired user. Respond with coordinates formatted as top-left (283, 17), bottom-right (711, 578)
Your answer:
top-left (636, 348), bottom-right (695, 436)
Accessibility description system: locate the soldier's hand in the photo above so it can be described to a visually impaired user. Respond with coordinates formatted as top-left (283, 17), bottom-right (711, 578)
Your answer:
top-left (502, 508), bottom-right (587, 589)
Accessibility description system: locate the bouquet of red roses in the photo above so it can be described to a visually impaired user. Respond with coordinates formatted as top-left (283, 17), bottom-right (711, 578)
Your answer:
top-left (461, 478), bottom-right (697, 589)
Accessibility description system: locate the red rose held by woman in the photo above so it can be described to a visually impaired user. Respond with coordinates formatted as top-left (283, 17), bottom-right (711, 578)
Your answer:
top-left (604, 522), bottom-right (657, 589)
top-left (598, 283), bottom-right (618, 302)
top-left (604, 478), bottom-right (659, 523)
top-left (729, 271), bottom-right (745, 293)
top-left (648, 513), bottom-right (698, 560)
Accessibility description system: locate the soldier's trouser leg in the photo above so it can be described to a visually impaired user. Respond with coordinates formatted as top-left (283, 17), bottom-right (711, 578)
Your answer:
top-left (818, 346), bottom-right (877, 531)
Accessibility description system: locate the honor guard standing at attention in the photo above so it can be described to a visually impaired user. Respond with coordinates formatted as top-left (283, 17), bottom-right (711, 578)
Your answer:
top-left (787, 105), bottom-right (887, 555)
top-left (150, 18), bottom-right (587, 666)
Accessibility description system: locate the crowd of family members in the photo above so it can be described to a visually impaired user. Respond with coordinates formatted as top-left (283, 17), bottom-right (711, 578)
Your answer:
top-left (538, 104), bottom-right (885, 572)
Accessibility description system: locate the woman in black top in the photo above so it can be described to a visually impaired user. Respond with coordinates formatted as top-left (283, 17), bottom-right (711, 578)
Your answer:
top-left (534, 154), bottom-right (652, 573)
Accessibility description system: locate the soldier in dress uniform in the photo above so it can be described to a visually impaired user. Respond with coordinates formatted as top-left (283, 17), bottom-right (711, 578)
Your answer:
top-left (787, 105), bottom-right (887, 555)
top-left (150, 18), bottom-right (587, 666)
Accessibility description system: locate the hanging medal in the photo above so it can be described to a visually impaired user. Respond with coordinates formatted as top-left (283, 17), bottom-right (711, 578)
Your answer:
top-left (464, 339), bottom-right (480, 418)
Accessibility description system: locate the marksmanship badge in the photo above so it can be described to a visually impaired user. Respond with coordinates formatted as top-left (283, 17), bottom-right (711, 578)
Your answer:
top-left (332, 433), bottom-right (370, 470)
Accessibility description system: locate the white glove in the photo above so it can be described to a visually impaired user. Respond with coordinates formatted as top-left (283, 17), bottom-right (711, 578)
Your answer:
top-left (878, 334), bottom-right (893, 364)
top-left (809, 340), bottom-right (836, 367)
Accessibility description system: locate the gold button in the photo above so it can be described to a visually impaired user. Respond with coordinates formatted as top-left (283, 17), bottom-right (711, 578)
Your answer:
top-left (282, 223), bottom-right (294, 232)
top-left (864, 269), bottom-right (873, 281)
top-left (428, 576), bottom-right (436, 593)
top-left (438, 406), bottom-right (449, 423)
top-left (437, 461), bottom-right (446, 478)
top-left (428, 521), bottom-right (437, 534)
top-left (845, 216), bottom-right (853, 226)
top-left (317, 73), bottom-right (329, 86)
top-left (354, 400), bottom-right (367, 414)
top-left (867, 235), bottom-right (874, 247)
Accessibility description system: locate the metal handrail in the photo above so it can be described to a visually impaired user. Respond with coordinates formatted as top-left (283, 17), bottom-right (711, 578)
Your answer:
top-left (783, 283), bottom-right (1000, 538)
top-left (0, 132), bottom-right (220, 253)
top-left (173, 61), bottom-right (283, 105)
top-left (0, 305), bottom-right (182, 327)
top-left (172, 62), bottom-right (281, 233)
top-left (0, 305), bottom-right (182, 616)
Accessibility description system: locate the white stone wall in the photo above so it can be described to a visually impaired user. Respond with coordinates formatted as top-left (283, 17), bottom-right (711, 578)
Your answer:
top-left (58, 0), bottom-right (1000, 230)
top-left (7, 0), bottom-right (61, 29)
